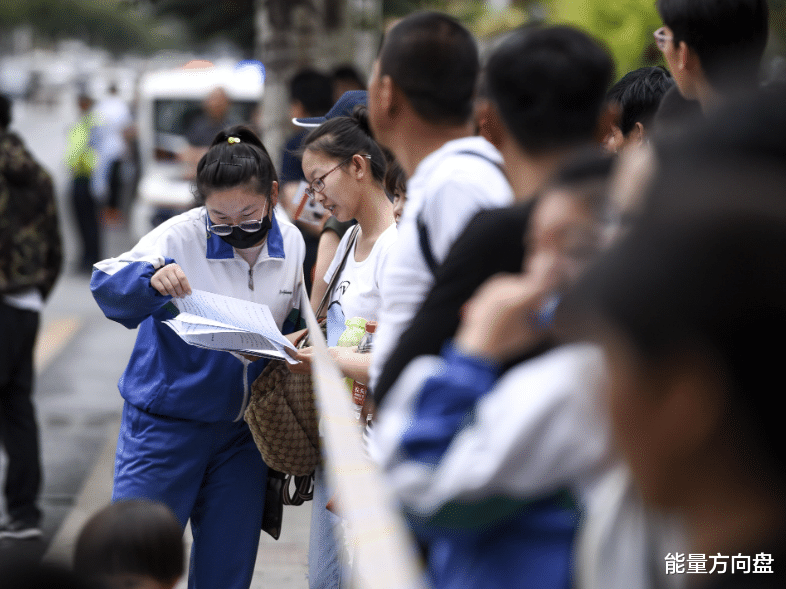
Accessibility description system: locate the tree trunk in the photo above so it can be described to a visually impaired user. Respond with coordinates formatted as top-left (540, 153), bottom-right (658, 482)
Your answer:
top-left (255, 0), bottom-right (380, 166)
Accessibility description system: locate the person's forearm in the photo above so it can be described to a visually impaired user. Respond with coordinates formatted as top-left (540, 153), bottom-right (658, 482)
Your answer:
top-left (331, 347), bottom-right (372, 384)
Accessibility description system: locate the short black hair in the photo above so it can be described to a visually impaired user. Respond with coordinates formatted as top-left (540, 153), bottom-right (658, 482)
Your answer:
top-left (301, 105), bottom-right (387, 185)
top-left (607, 67), bottom-right (675, 135)
top-left (379, 11), bottom-right (479, 126)
top-left (74, 499), bottom-right (184, 583)
top-left (195, 125), bottom-right (278, 204)
top-left (0, 94), bottom-right (11, 130)
top-left (547, 148), bottom-right (615, 218)
top-left (0, 562), bottom-right (95, 589)
top-left (384, 154), bottom-right (407, 198)
top-left (485, 25), bottom-right (614, 154)
top-left (289, 68), bottom-right (334, 116)
top-left (657, 0), bottom-right (769, 92)
top-left (332, 64), bottom-right (366, 89)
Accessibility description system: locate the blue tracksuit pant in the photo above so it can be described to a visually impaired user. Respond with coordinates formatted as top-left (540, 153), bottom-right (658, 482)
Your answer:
top-left (113, 401), bottom-right (267, 589)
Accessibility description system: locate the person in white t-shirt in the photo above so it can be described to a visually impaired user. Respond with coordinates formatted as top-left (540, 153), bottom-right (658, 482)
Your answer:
top-left (366, 12), bottom-right (514, 390)
top-left (286, 105), bottom-right (396, 589)
top-left (93, 83), bottom-right (132, 215)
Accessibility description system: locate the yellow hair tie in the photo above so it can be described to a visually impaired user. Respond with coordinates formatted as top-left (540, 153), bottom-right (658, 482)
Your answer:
top-left (227, 136), bottom-right (241, 144)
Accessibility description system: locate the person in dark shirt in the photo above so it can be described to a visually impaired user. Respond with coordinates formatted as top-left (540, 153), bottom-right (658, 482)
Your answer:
top-left (181, 87), bottom-right (238, 179)
top-left (279, 68), bottom-right (334, 294)
top-left (0, 93), bottom-right (63, 541)
top-left (373, 25), bottom-right (616, 406)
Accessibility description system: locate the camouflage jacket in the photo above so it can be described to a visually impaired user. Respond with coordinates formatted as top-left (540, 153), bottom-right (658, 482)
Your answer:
top-left (0, 130), bottom-right (63, 300)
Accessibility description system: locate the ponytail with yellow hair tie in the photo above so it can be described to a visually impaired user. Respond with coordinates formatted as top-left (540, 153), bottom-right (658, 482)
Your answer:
top-left (227, 136), bottom-right (241, 144)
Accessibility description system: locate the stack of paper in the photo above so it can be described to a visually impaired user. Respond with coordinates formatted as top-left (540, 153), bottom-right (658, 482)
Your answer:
top-left (163, 289), bottom-right (298, 362)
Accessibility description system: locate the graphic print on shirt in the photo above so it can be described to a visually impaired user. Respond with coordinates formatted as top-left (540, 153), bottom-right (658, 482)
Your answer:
top-left (326, 283), bottom-right (350, 347)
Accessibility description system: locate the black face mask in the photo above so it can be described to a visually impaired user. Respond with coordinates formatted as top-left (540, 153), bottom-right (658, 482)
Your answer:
top-left (218, 216), bottom-right (272, 249)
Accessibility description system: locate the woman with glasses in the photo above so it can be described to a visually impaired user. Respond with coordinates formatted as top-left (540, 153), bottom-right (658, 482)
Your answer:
top-left (90, 125), bottom-right (305, 589)
top-left (287, 106), bottom-right (396, 589)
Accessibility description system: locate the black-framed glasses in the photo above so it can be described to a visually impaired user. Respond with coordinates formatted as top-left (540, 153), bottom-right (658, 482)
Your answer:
top-left (304, 154), bottom-right (371, 200)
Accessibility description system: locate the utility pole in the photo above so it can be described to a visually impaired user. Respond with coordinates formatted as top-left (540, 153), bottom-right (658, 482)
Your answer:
top-left (255, 0), bottom-right (381, 164)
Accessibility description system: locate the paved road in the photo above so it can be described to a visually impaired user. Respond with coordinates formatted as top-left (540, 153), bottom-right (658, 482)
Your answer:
top-left (1, 97), bottom-right (311, 587)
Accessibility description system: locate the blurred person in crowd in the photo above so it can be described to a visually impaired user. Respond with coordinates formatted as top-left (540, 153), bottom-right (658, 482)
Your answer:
top-left (372, 24), bottom-right (616, 407)
top-left (652, 0), bottom-right (769, 129)
top-left (91, 126), bottom-right (305, 589)
top-left (74, 499), bottom-right (184, 589)
top-left (181, 87), bottom-right (238, 178)
top-left (562, 87), bottom-right (786, 588)
top-left (604, 67), bottom-right (675, 153)
top-left (291, 91), bottom-right (369, 312)
top-left (287, 106), bottom-right (396, 589)
top-left (366, 11), bottom-right (514, 392)
top-left (0, 94), bottom-right (63, 541)
top-left (279, 68), bottom-right (335, 294)
top-left (0, 561), bottom-right (95, 589)
top-left (280, 69), bottom-right (335, 204)
top-left (384, 155), bottom-right (407, 225)
top-left (93, 83), bottom-right (133, 225)
top-left (332, 64), bottom-right (366, 102)
top-left (65, 93), bottom-right (102, 273)
top-left (373, 151), bottom-right (671, 589)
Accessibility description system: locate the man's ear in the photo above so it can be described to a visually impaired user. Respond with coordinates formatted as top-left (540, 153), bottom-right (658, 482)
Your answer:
top-left (655, 348), bottom-right (728, 462)
top-left (594, 103), bottom-right (620, 145)
top-left (477, 100), bottom-right (506, 149)
top-left (378, 74), bottom-right (398, 118)
top-left (630, 121), bottom-right (645, 146)
top-left (676, 41), bottom-right (692, 72)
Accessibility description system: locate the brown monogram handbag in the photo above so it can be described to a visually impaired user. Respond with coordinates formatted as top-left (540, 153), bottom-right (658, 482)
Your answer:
top-left (245, 225), bottom-right (360, 475)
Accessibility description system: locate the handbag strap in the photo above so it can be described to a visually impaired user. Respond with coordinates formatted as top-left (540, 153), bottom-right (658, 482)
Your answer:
top-left (315, 223), bottom-right (360, 320)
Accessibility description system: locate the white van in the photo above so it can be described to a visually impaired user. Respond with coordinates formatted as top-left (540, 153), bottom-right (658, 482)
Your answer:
top-left (130, 61), bottom-right (265, 240)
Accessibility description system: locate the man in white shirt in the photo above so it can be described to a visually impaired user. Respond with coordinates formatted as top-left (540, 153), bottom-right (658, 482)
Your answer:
top-left (93, 84), bottom-right (133, 216)
top-left (367, 12), bottom-right (513, 389)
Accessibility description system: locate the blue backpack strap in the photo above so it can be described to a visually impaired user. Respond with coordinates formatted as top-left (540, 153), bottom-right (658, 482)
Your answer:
top-left (416, 150), bottom-right (507, 275)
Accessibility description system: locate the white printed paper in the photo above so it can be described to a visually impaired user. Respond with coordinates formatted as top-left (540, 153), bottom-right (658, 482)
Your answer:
top-left (163, 290), bottom-right (298, 363)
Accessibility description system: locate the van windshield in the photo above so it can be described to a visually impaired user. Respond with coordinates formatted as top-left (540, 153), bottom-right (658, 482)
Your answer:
top-left (153, 99), bottom-right (259, 161)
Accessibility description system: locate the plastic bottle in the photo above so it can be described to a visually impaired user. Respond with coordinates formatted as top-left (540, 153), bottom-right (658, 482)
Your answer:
top-left (352, 322), bottom-right (376, 422)
top-left (357, 321), bottom-right (376, 354)
top-left (336, 317), bottom-right (367, 403)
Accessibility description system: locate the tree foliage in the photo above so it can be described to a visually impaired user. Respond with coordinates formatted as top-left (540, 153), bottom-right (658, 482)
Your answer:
top-left (0, 0), bottom-right (176, 55)
top-left (383, 0), bottom-right (785, 82)
top-left (148, 0), bottom-right (256, 56)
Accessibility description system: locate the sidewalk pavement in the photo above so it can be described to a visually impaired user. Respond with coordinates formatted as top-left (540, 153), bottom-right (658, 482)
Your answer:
top-left (44, 421), bottom-right (311, 589)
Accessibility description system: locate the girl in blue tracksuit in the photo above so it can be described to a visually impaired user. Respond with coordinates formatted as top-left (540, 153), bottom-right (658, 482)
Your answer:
top-left (91, 126), bottom-right (306, 589)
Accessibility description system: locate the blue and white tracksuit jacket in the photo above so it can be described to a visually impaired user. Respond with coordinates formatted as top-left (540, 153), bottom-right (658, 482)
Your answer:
top-left (90, 206), bottom-right (305, 589)
top-left (370, 343), bottom-right (658, 589)
top-left (91, 207), bottom-right (305, 422)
